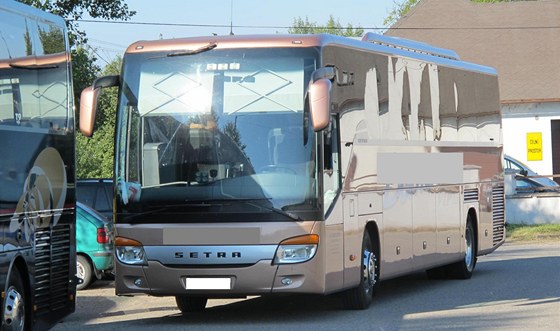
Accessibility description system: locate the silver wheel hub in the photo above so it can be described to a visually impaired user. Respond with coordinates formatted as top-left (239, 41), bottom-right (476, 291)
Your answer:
top-left (77, 260), bottom-right (85, 280)
top-left (3, 286), bottom-right (25, 331)
top-left (465, 226), bottom-right (474, 271)
top-left (363, 250), bottom-right (377, 293)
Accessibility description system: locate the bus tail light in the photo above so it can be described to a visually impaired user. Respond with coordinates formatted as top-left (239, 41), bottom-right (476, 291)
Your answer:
top-left (115, 237), bottom-right (147, 265)
top-left (273, 234), bottom-right (319, 265)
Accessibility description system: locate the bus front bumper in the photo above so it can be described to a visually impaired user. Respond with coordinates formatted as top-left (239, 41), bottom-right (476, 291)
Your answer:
top-left (114, 259), bottom-right (325, 297)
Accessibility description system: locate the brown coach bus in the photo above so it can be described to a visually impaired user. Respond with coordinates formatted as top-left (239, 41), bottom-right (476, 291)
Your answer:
top-left (80, 33), bottom-right (504, 312)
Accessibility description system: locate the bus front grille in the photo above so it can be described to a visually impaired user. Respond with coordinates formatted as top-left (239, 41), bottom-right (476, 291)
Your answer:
top-left (34, 224), bottom-right (72, 314)
top-left (492, 185), bottom-right (505, 246)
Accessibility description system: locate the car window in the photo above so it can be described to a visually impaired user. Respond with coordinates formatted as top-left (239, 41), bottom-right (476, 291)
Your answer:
top-left (95, 186), bottom-right (110, 211)
top-left (505, 159), bottom-right (523, 172)
top-left (77, 186), bottom-right (96, 207)
top-left (516, 178), bottom-right (542, 193)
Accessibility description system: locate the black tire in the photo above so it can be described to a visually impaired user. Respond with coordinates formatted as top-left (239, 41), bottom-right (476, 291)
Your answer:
top-left (448, 217), bottom-right (477, 279)
top-left (426, 216), bottom-right (477, 280)
top-left (2, 267), bottom-right (29, 331)
top-left (76, 255), bottom-right (94, 291)
top-left (175, 296), bottom-right (208, 313)
top-left (425, 265), bottom-right (447, 279)
top-left (342, 231), bottom-right (379, 310)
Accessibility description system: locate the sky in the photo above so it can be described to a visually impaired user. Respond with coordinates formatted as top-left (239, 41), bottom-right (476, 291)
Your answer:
top-left (79, 0), bottom-right (397, 66)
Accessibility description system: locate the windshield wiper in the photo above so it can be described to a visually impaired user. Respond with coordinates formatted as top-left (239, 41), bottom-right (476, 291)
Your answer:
top-left (242, 199), bottom-right (303, 222)
top-left (167, 42), bottom-right (217, 57)
top-left (9, 63), bottom-right (59, 70)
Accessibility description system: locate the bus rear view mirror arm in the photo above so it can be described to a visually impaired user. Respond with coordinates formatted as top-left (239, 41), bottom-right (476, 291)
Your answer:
top-left (79, 75), bottom-right (119, 137)
top-left (309, 78), bottom-right (332, 132)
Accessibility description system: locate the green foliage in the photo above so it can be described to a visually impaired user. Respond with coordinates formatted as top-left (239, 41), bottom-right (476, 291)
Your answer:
top-left (383, 0), bottom-right (514, 27)
top-left (17, 0), bottom-right (135, 45)
top-left (75, 123), bottom-right (115, 178)
top-left (383, 0), bottom-right (420, 27)
top-left (289, 15), bottom-right (364, 37)
top-left (75, 57), bottom-right (121, 179)
top-left (71, 47), bottom-right (100, 108)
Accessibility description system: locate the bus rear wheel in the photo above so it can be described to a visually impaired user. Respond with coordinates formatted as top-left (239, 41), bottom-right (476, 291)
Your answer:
top-left (175, 296), bottom-right (208, 313)
top-left (448, 217), bottom-right (477, 279)
top-left (343, 231), bottom-right (379, 310)
top-left (2, 267), bottom-right (27, 331)
top-left (426, 216), bottom-right (477, 279)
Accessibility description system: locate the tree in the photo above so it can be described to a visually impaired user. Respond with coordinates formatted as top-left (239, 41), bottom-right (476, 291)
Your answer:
top-left (75, 57), bottom-right (121, 179)
top-left (71, 47), bottom-right (101, 107)
top-left (384, 0), bottom-right (514, 27)
top-left (289, 15), bottom-right (364, 37)
top-left (383, 0), bottom-right (420, 27)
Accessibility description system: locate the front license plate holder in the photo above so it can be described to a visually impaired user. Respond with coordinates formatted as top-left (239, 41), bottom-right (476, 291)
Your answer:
top-left (184, 277), bottom-right (232, 290)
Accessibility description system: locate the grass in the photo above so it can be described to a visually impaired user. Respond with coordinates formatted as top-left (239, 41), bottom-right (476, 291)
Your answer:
top-left (506, 224), bottom-right (560, 242)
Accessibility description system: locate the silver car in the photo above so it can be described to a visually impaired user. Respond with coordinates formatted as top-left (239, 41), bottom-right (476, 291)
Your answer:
top-left (504, 154), bottom-right (559, 189)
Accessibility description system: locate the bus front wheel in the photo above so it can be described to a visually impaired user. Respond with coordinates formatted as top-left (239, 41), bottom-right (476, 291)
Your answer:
top-left (342, 231), bottom-right (379, 310)
top-left (175, 296), bottom-right (208, 313)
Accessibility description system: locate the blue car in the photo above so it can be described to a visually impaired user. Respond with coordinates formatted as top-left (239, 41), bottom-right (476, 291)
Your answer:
top-left (76, 202), bottom-right (114, 290)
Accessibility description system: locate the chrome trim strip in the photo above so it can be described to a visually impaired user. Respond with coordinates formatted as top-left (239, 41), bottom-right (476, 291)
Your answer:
top-left (144, 245), bottom-right (278, 265)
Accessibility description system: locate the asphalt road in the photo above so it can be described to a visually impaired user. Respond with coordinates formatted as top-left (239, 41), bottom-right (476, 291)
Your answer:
top-left (53, 241), bottom-right (560, 331)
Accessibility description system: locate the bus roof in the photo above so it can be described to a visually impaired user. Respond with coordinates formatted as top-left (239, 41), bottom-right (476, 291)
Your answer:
top-left (125, 33), bottom-right (497, 76)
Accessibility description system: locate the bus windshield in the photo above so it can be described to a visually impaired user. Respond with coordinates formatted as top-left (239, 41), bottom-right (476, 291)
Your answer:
top-left (116, 47), bottom-right (320, 222)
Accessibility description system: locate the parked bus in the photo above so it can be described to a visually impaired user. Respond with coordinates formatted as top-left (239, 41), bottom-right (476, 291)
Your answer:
top-left (80, 33), bottom-right (505, 311)
top-left (1, 1), bottom-right (76, 329)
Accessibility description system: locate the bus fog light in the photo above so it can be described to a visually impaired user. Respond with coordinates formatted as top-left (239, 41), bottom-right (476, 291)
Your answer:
top-left (281, 277), bottom-right (293, 285)
top-left (134, 278), bottom-right (143, 287)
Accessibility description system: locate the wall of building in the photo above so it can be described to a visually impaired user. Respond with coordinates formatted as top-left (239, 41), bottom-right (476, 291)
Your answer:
top-left (506, 194), bottom-right (560, 224)
top-left (502, 101), bottom-right (560, 177)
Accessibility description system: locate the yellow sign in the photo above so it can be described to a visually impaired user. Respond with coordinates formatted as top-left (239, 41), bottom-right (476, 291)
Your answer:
top-left (527, 132), bottom-right (542, 161)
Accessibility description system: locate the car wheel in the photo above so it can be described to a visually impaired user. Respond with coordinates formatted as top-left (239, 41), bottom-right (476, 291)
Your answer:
top-left (77, 255), bottom-right (94, 290)
top-left (175, 296), bottom-right (208, 313)
top-left (2, 267), bottom-right (28, 331)
top-left (343, 230), bottom-right (379, 310)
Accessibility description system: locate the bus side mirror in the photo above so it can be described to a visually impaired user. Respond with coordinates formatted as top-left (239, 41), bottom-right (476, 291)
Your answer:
top-left (79, 86), bottom-right (100, 137)
top-left (79, 75), bottom-right (119, 137)
top-left (308, 78), bottom-right (332, 132)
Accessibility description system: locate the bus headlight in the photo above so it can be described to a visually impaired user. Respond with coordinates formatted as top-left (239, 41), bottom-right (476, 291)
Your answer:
top-left (273, 234), bottom-right (319, 265)
top-left (115, 237), bottom-right (147, 265)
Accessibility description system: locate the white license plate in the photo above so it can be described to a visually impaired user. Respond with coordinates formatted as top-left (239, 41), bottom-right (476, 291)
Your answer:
top-left (185, 277), bottom-right (231, 290)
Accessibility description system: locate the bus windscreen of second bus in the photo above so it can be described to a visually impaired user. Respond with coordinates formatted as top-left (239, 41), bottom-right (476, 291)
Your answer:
top-left (116, 48), bottom-right (322, 221)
